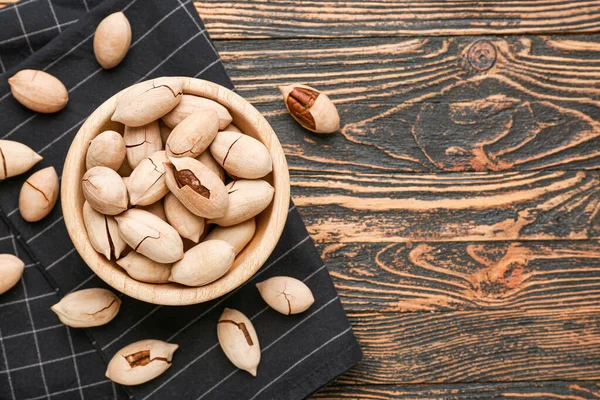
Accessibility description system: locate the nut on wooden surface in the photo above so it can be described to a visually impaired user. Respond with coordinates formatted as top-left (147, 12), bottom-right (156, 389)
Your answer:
top-left (279, 83), bottom-right (339, 134)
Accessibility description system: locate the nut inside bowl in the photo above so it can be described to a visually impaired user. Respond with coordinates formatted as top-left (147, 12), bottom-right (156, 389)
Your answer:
top-left (62, 77), bottom-right (290, 305)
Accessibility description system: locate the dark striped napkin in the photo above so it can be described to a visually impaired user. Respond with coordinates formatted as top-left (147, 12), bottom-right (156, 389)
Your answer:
top-left (0, 0), bottom-right (362, 399)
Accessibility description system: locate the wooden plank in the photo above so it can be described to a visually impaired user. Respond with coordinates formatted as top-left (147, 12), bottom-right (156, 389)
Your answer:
top-left (292, 170), bottom-right (600, 243)
top-left (194, 1), bottom-right (600, 39)
top-left (339, 309), bottom-right (600, 384)
top-left (323, 240), bottom-right (600, 312)
top-left (4, 1), bottom-right (600, 38)
top-left (316, 381), bottom-right (600, 399)
top-left (215, 35), bottom-right (600, 172)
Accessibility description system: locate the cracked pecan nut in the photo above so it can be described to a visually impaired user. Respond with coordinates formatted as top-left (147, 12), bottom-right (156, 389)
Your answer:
top-left (209, 131), bottom-right (273, 179)
top-left (217, 308), bottom-right (261, 376)
top-left (116, 251), bottom-right (172, 284)
top-left (208, 179), bottom-right (274, 227)
top-left (256, 276), bottom-right (315, 315)
top-left (164, 156), bottom-right (228, 219)
top-left (279, 83), bottom-right (340, 134)
top-left (136, 199), bottom-right (167, 221)
top-left (51, 288), bottom-right (121, 328)
top-left (124, 121), bottom-right (163, 169)
top-left (83, 201), bottom-right (127, 260)
top-left (159, 120), bottom-right (172, 144)
top-left (0, 140), bottom-right (43, 180)
top-left (19, 166), bottom-right (59, 222)
top-left (162, 94), bottom-right (233, 130)
top-left (169, 239), bottom-right (234, 286)
top-left (82, 166), bottom-right (129, 215)
top-left (106, 339), bottom-right (179, 385)
top-left (93, 12), bottom-right (131, 70)
top-left (127, 150), bottom-right (169, 206)
top-left (197, 150), bottom-right (225, 182)
top-left (86, 130), bottom-right (126, 171)
top-left (0, 254), bottom-right (25, 295)
top-left (8, 69), bottom-right (68, 113)
top-left (205, 217), bottom-right (255, 255)
top-left (166, 108), bottom-right (219, 159)
top-left (112, 77), bottom-right (183, 127)
top-left (163, 192), bottom-right (205, 243)
top-left (114, 208), bottom-right (184, 264)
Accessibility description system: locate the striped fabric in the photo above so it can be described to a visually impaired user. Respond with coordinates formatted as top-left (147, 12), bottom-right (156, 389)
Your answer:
top-left (0, 0), bottom-right (362, 399)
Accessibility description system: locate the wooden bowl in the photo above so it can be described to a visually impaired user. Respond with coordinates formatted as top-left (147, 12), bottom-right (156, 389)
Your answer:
top-left (62, 77), bottom-right (290, 305)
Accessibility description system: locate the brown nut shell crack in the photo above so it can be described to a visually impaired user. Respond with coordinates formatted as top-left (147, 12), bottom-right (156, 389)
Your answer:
top-left (218, 320), bottom-right (254, 346)
top-left (174, 168), bottom-right (210, 198)
top-left (124, 350), bottom-right (170, 367)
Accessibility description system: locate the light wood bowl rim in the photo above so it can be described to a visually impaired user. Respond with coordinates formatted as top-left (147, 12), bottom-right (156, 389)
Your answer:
top-left (61, 77), bottom-right (290, 305)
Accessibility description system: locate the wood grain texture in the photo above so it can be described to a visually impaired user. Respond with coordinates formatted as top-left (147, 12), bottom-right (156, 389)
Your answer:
top-left (192, 1), bottom-right (600, 39)
top-left (216, 35), bottom-right (600, 172)
top-left (322, 240), bottom-right (600, 312)
top-left (5, 0), bottom-right (600, 39)
top-left (315, 382), bottom-right (600, 399)
top-left (291, 170), bottom-right (600, 243)
top-left (343, 309), bottom-right (600, 384)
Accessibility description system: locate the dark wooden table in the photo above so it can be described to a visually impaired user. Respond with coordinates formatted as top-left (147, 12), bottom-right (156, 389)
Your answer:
top-left (4, 0), bottom-right (600, 398)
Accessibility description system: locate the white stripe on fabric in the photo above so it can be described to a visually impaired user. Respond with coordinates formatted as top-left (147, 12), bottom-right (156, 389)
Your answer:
top-left (3, 324), bottom-right (63, 340)
top-left (46, 247), bottom-right (76, 270)
top-left (141, 343), bottom-right (221, 400)
top-left (0, 54), bottom-right (5, 73)
top-left (197, 294), bottom-right (339, 400)
top-left (134, 30), bottom-right (204, 84)
top-left (65, 327), bottom-right (85, 400)
top-left (0, 292), bottom-right (55, 308)
top-left (100, 306), bottom-right (162, 350)
top-left (81, 0), bottom-right (89, 12)
top-left (2, 114), bottom-right (36, 140)
top-left (13, 6), bottom-right (34, 54)
top-left (37, 119), bottom-right (84, 153)
top-left (0, 235), bottom-right (13, 241)
top-left (0, 349), bottom-right (96, 375)
top-left (143, 260), bottom-right (327, 400)
top-left (26, 215), bottom-right (63, 243)
top-left (111, 382), bottom-right (117, 400)
top-left (249, 327), bottom-right (353, 400)
top-left (0, 92), bottom-right (11, 103)
top-left (69, 273), bottom-right (96, 293)
top-left (0, 329), bottom-right (16, 400)
top-left (43, 31), bottom-right (94, 72)
top-left (175, 0), bottom-right (219, 58)
top-left (11, 236), bottom-right (50, 399)
top-left (7, 208), bottom-right (19, 217)
top-left (24, 379), bottom-right (111, 400)
top-left (0, 20), bottom-right (77, 46)
top-left (47, 0), bottom-right (62, 33)
top-left (193, 58), bottom-right (221, 78)
top-left (0, 0), bottom-right (40, 14)
top-left (130, 3), bottom-right (185, 48)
